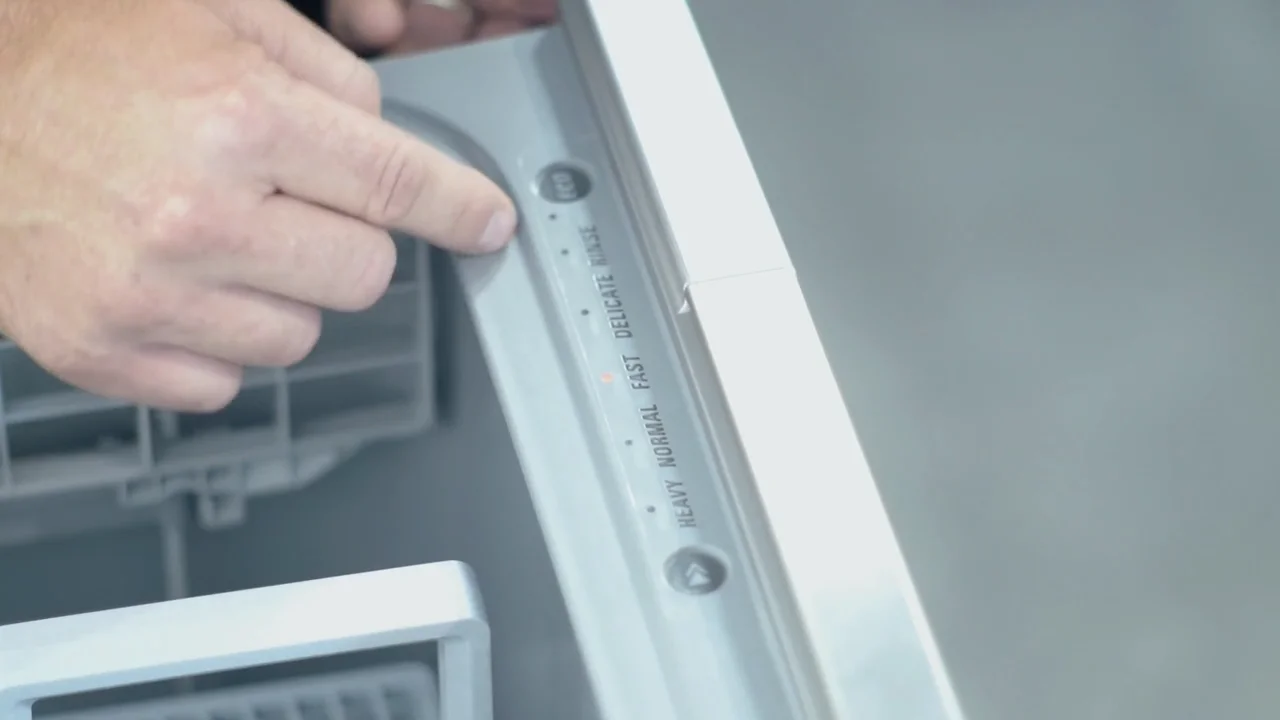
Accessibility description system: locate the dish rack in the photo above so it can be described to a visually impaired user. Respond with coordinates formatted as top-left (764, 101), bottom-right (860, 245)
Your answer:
top-left (45, 664), bottom-right (440, 720)
top-left (0, 233), bottom-right (434, 545)
top-left (0, 563), bottom-right (492, 720)
top-left (0, 238), bottom-right (457, 720)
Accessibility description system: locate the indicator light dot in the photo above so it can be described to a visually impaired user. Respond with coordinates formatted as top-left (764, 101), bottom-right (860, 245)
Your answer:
top-left (600, 372), bottom-right (614, 384)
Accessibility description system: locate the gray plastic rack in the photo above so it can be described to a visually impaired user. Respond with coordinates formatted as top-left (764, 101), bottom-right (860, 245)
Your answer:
top-left (0, 234), bottom-right (433, 539)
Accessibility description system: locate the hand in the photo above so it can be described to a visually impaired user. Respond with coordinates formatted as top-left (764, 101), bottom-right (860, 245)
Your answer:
top-left (0, 0), bottom-right (517, 412)
top-left (328, 0), bottom-right (558, 56)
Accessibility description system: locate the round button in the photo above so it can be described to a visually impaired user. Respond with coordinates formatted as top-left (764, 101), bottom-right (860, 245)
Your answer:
top-left (665, 546), bottom-right (728, 596)
top-left (537, 162), bottom-right (592, 204)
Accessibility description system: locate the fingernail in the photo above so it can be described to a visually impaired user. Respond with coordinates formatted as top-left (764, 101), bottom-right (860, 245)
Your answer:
top-left (478, 209), bottom-right (517, 252)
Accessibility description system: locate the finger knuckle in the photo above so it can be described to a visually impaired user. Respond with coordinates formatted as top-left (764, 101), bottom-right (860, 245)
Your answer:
top-left (364, 143), bottom-right (431, 227)
top-left (343, 234), bottom-right (397, 311)
top-left (133, 188), bottom-right (223, 259)
top-left (172, 369), bottom-right (243, 413)
top-left (198, 89), bottom-right (277, 161)
top-left (342, 61), bottom-right (381, 115)
top-left (191, 48), bottom-right (282, 160)
top-left (89, 275), bottom-right (162, 332)
top-left (31, 336), bottom-right (153, 408)
top-left (262, 307), bottom-right (323, 366)
top-left (37, 340), bottom-right (114, 392)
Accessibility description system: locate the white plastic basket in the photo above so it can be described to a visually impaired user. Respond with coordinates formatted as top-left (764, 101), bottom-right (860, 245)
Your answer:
top-left (0, 563), bottom-right (490, 720)
top-left (45, 664), bottom-right (441, 720)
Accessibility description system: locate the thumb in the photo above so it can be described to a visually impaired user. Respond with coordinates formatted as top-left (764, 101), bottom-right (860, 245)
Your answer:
top-left (328, 0), bottom-right (408, 52)
top-left (203, 0), bottom-right (384, 114)
top-left (389, 3), bottom-right (473, 54)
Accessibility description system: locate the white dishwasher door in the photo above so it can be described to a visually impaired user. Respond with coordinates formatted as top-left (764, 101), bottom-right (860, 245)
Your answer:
top-left (370, 8), bottom-right (963, 719)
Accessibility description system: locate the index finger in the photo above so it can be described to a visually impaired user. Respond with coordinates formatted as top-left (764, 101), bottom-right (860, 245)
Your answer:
top-left (257, 71), bottom-right (517, 254)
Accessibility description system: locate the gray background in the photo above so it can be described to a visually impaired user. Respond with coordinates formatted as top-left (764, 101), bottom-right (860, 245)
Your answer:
top-left (686, 1), bottom-right (1280, 718)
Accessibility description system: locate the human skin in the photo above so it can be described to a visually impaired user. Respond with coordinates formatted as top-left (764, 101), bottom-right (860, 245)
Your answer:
top-left (327, 0), bottom-right (557, 55)
top-left (0, 0), bottom-right (522, 412)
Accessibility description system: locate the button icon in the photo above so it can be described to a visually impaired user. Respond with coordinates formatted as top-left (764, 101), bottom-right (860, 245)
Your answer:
top-left (665, 547), bottom-right (728, 595)
top-left (537, 162), bottom-right (592, 204)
